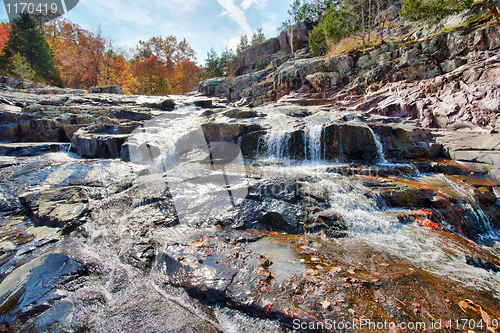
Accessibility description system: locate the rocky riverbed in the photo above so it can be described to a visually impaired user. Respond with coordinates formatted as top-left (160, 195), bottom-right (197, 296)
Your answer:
top-left (0, 81), bottom-right (499, 332)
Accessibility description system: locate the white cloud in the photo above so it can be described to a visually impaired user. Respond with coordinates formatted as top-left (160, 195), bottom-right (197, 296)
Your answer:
top-left (240, 0), bottom-right (267, 10)
top-left (226, 35), bottom-right (241, 51)
top-left (261, 20), bottom-right (277, 37)
top-left (153, 0), bottom-right (203, 13)
top-left (216, 0), bottom-right (252, 35)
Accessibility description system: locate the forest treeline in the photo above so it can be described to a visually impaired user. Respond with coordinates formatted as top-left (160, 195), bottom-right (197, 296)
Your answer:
top-left (0, 13), bottom-right (203, 95)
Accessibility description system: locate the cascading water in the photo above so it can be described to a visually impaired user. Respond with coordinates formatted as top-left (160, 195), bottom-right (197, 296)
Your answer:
top-left (302, 122), bottom-right (324, 161)
top-left (59, 143), bottom-right (71, 153)
top-left (259, 111), bottom-right (299, 160)
top-left (367, 126), bottom-right (389, 164)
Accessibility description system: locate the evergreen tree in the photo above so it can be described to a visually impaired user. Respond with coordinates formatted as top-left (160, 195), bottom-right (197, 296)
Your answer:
top-left (280, 0), bottom-right (339, 30)
top-left (220, 47), bottom-right (237, 77)
top-left (236, 34), bottom-right (249, 54)
top-left (11, 53), bottom-right (35, 81)
top-left (251, 28), bottom-right (266, 46)
top-left (0, 13), bottom-right (62, 86)
top-left (205, 47), bottom-right (223, 78)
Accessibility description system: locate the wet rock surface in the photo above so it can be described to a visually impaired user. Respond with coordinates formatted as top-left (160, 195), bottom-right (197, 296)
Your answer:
top-left (0, 253), bottom-right (88, 326)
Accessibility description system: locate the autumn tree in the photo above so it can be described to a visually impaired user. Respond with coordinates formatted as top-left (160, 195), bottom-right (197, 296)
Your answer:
top-left (132, 35), bottom-right (201, 95)
top-left (99, 52), bottom-right (137, 94)
top-left (0, 24), bottom-right (9, 55)
top-left (0, 13), bottom-right (62, 86)
top-left (41, 19), bottom-right (106, 88)
top-left (175, 59), bottom-right (203, 93)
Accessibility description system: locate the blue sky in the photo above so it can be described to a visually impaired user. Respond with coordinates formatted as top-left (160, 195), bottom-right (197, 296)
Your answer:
top-left (1, 0), bottom-right (292, 65)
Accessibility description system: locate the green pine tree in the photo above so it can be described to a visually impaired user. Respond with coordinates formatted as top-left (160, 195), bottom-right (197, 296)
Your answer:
top-left (236, 35), bottom-right (249, 54)
top-left (251, 28), bottom-right (266, 46)
top-left (11, 53), bottom-right (35, 81)
top-left (0, 13), bottom-right (62, 86)
top-left (205, 47), bottom-right (223, 78)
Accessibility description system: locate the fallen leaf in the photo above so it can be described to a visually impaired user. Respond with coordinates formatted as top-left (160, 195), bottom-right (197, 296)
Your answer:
top-left (416, 217), bottom-right (441, 229)
top-left (459, 300), bottom-right (480, 314)
top-left (320, 300), bottom-right (331, 310)
top-left (380, 263), bottom-right (390, 267)
top-left (480, 307), bottom-right (496, 333)
top-left (263, 304), bottom-right (272, 317)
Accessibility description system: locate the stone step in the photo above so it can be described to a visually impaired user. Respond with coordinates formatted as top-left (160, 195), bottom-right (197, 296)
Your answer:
top-left (436, 132), bottom-right (500, 151)
top-left (0, 142), bottom-right (64, 157)
top-left (448, 150), bottom-right (500, 166)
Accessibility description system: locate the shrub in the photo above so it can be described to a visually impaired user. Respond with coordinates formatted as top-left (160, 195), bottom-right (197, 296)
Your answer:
top-left (309, 8), bottom-right (360, 55)
top-left (309, 24), bottom-right (328, 55)
top-left (323, 9), bottom-right (359, 45)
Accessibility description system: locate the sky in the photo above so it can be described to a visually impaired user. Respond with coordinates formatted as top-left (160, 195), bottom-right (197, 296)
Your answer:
top-left (0, 0), bottom-right (292, 65)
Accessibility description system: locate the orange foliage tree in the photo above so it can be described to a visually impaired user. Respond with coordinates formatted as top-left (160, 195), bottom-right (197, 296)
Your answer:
top-left (0, 24), bottom-right (10, 55)
top-left (41, 19), bottom-right (110, 88)
top-left (40, 19), bottom-right (202, 95)
top-left (131, 36), bottom-right (202, 95)
top-left (100, 52), bottom-right (137, 94)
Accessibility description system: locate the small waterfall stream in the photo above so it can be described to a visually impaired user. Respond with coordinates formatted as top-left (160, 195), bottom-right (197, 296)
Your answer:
top-left (303, 122), bottom-right (324, 161)
top-left (367, 126), bottom-right (389, 164)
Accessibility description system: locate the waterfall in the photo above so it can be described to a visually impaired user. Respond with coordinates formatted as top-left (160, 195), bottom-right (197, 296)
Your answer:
top-left (367, 127), bottom-right (388, 164)
top-left (260, 112), bottom-right (298, 160)
top-left (465, 202), bottom-right (500, 243)
top-left (265, 131), bottom-right (291, 159)
top-left (303, 123), bottom-right (324, 161)
top-left (59, 143), bottom-right (71, 153)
